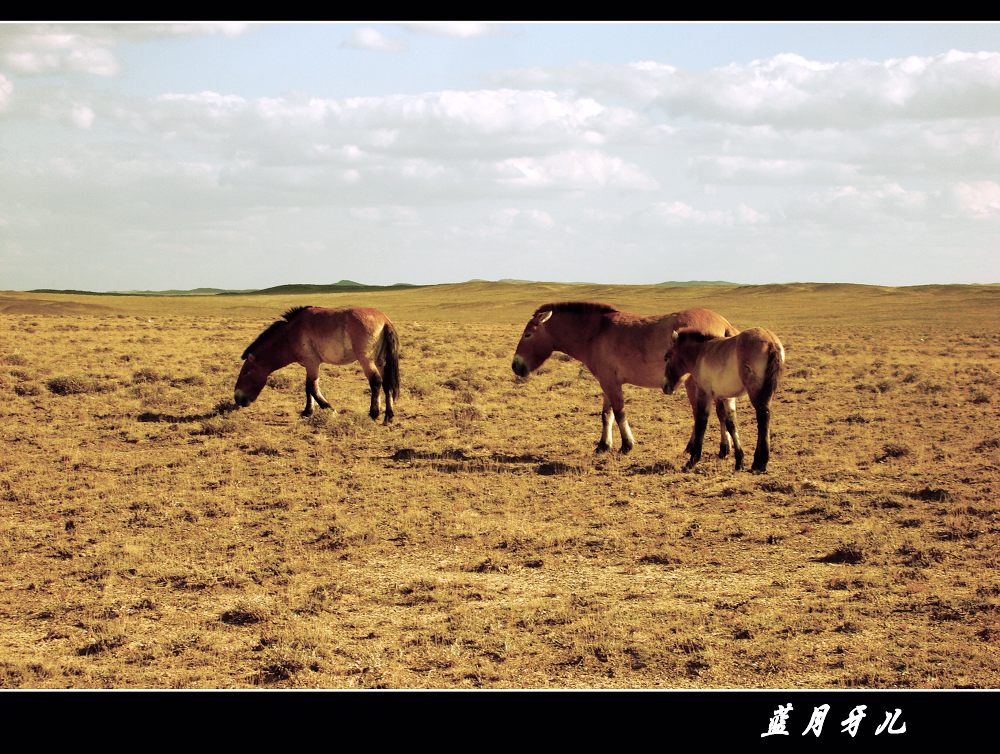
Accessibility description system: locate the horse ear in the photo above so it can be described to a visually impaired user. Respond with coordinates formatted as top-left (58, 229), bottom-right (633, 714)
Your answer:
top-left (671, 330), bottom-right (679, 342)
top-left (538, 310), bottom-right (553, 325)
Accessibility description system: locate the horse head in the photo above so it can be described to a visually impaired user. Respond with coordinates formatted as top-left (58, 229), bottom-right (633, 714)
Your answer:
top-left (512, 309), bottom-right (555, 378)
top-left (234, 353), bottom-right (269, 407)
top-left (663, 328), bottom-right (712, 395)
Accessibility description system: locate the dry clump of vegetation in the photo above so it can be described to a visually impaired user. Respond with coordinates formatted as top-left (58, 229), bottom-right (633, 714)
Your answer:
top-left (0, 282), bottom-right (998, 689)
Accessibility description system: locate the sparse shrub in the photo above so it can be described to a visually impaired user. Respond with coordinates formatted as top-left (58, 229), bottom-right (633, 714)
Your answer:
top-left (132, 368), bottom-right (167, 383)
top-left (1, 354), bottom-right (27, 366)
top-left (819, 542), bottom-right (865, 564)
top-left (970, 391), bottom-right (990, 405)
top-left (14, 383), bottom-right (41, 396)
top-left (452, 405), bottom-right (483, 422)
top-left (221, 596), bottom-right (272, 626)
top-left (876, 443), bottom-right (911, 462)
top-left (975, 437), bottom-right (1000, 452)
top-left (908, 486), bottom-right (951, 503)
top-left (46, 375), bottom-right (110, 395)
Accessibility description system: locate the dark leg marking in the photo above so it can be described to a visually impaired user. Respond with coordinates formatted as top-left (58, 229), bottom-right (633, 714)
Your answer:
top-left (725, 413), bottom-right (744, 471)
top-left (684, 400), bottom-right (711, 471)
top-left (716, 400), bottom-right (731, 459)
top-left (368, 374), bottom-right (382, 421)
top-left (751, 405), bottom-right (771, 473)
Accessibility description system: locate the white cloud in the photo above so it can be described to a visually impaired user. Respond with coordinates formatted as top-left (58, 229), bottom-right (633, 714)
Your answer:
top-left (643, 201), bottom-right (770, 226)
top-left (400, 22), bottom-right (501, 38)
top-left (0, 73), bottom-right (11, 110)
top-left (1, 30), bottom-right (118, 76)
top-left (690, 155), bottom-right (861, 185)
top-left (489, 208), bottom-right (555, 229)
top-left (349, 206), bottom-right (420, 225)
top-left (491, 150), bottom-right (658, 191)
top-left (952, 181), bottom-right (1000, 218)
top-left (788, 182), bottom-right (933, 223)
top-left (70, 103), bottom-right (95, 129)
top-left (119, 89), bottom-right (652, 166)
top-left (343, 27), bottom-right (405, 53)
top-left (498, 51), bottom-right (1000, 128)
top-left (0, 23), bottom-right (251, 79)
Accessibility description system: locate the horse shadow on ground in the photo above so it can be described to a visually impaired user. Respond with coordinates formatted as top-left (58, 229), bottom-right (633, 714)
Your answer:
top-left (387, 447), bottom-right (587, 476)
top-left (136, 401), bottom-right (237, 424)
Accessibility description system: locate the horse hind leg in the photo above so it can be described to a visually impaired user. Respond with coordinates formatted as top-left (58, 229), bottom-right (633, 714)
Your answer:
top-left (382, 378), bottom-right (395, 425)
top-left (367, 373), bottom-right (382, 421)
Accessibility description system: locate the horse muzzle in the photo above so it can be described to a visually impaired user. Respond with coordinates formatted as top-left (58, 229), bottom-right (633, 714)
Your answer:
top-left (511, 356), bottom-right (529, 379)
top-left (662, 377), bottom-right (675, 395)
top-left (234, 391), bottom-right (251, 408)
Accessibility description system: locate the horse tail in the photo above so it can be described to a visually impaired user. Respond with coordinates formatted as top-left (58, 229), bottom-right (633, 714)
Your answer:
top-left (757, 338), bottom-right (785, 405)
top-left (374, 321), bottom-right (400, 400)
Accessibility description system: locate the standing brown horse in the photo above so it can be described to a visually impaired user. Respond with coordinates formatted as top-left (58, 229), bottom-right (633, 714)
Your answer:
top-left (663, 327), bottom-right (785, 472)
top-left (234, 306), bottom-right (400, 423)
top-left (512, 302), bottom-right (739, 454)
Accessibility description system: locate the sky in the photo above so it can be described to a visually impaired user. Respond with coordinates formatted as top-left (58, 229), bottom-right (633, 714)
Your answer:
top-left (1, 21), bottom-right (999, 291)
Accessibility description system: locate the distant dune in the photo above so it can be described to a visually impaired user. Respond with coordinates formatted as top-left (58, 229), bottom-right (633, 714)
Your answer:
top-left (0, 295), bottom-right (114, 315)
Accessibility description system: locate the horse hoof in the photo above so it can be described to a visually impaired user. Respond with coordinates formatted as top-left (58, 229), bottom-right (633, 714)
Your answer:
top-left (318, 401), bottom-right (331, 410)
top-left (369, 410), bottom-right (379, 421)
top-left (301, 409), bottom-right (313, 418)
top-left (594, 442), bottom-right (610, 454)
top-left (620, 444), bottom-right (633, 455)
top-left (383, 415), bottom-right (394, 425)
top-left (719, 445), bottom-right (730, 459)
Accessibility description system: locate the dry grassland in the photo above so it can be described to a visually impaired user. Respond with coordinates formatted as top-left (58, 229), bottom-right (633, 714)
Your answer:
top-left (0, 282), bottom-right (998, 688)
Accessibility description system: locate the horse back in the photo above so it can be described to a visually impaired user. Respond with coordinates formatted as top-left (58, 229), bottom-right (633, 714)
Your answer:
top-left (297, 307), bottom-right (391, 366)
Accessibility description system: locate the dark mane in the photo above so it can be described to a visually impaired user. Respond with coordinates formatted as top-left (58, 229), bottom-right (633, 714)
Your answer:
top-left (241, 306), bottom-right (314, 360)
top-left (534, 301), bottom-right (619, 316)
top-left (282, 305), bottom-right (312, 321)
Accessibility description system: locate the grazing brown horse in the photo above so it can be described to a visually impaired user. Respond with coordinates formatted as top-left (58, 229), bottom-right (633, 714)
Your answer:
top-left (663, 327), bottom-right (785, 472)
top-left (512, 302), bottom-right (739, 454)
top-left (234, 306), bottom-right (400, 423)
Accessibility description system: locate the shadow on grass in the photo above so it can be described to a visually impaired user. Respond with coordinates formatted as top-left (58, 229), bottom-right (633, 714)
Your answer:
top-left (137, 401), bottom-right (238, 424)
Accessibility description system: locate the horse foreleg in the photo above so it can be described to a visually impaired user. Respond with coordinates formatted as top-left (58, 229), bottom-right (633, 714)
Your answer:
top-left (595, 396), bottom-right (613, 453)
top-left (303, 366), bottom-right (331, 417)
top-left (722, 402), bottom-right (744, 471)
top-left (604, 383), bottom-right (635, 454)
top-left (715, 397), bottom-right (736, 458)
top-left (684, 396), bottom-right (711, 471)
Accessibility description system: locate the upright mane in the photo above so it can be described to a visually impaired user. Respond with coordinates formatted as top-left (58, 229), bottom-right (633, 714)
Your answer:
top-left (534, 301), bottom-right (619, 317)
top-left (241, 305), bottom-right (314, 360)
